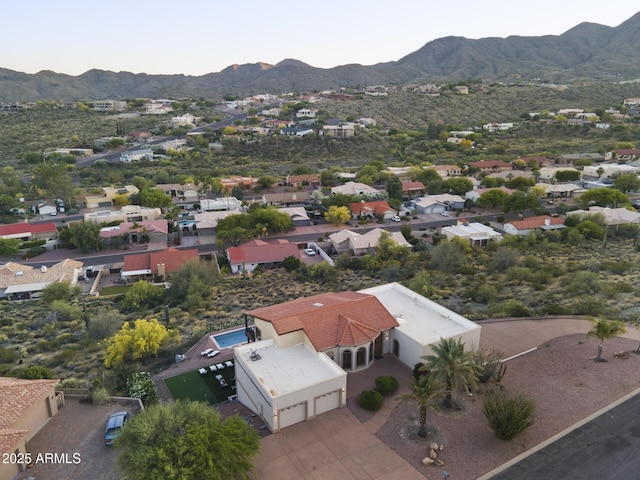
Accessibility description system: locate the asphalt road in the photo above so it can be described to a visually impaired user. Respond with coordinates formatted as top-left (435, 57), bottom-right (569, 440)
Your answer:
top-left (489, 389), bottom-right (640, 480)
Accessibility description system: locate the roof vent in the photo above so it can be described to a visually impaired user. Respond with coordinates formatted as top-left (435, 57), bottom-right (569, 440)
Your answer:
top-left (249, 349), bottom-right (262, 361)
top-left (41, 265), bottom-right (47, 273)
top-left (313, 302), bottom-right (324, 307)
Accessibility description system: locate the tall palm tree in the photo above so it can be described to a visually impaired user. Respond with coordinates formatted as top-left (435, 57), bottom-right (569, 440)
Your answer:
top-left (423, 337), bottom-right (481, 409)
top-left (396, 375), bottom-right (443, 437)
top-left (587, 317), bottom-right (627, 362)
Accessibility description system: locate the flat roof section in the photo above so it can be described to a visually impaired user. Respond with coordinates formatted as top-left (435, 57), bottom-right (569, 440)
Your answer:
top-left (360, 282), bottom-right (480, 346)
top-left (235, 340), bottom-right (345, 399)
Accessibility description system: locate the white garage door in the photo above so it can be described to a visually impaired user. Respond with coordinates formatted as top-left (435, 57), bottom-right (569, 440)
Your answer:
top-left (315, 390), bottom-right (340, 416)
top-left (278, 402), bottom-right (307, 430)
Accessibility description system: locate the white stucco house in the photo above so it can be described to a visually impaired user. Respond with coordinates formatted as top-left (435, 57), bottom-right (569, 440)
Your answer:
top-left (442, 220), bottom-right (502, 246)
top-left (235, 282), bottom-right (481, 432)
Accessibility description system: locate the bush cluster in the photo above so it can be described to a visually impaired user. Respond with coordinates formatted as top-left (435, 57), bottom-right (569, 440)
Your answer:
top-left (359, 389), bottom-right (384, 411)
top-left (375, 375), bottom-right (399, 395)
top-left (483, 392), bottom-right (536, 440)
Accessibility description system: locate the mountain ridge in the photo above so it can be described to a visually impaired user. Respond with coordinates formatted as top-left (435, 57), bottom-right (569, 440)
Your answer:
top-left (2, 11), bottom-right (640, 101)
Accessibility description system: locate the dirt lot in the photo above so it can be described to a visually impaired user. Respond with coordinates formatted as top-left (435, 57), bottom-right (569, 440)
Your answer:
top-left (23, 397), bottom-right (139, 480)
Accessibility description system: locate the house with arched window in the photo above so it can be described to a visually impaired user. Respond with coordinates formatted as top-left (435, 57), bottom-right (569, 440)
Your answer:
top-left (234, 282), bottom-right (481, 432)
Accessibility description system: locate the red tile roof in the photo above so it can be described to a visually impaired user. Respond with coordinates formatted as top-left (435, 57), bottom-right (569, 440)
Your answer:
top-left (507, 215), bottom-right (565, 230)
top-left (246, 291), bottom-right (399, 350)
top-left (0, 377), bottom-right (60, 429)
top-left (0, 222), bottom-right (57, 237)
top-left (227, 239), bottom-right (300, 266)
top-left (402, 181), bottom-right (425, 192)
top-left (123, 247), bottom-right (199, 275)
top-left (349, 200), bottom-right (395, 216)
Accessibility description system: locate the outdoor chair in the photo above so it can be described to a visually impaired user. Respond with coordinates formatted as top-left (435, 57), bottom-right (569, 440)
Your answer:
top-left (207, 350), bottom-right (221, 358)
top-left (201, 348), bottom-right (214, 356)
top-left (209, 365), bottom-right (217, 372)
top-left (198, 368), bottom-right (207, 375)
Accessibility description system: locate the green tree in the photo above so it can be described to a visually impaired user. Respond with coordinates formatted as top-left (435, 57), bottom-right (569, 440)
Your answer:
top-left (140, 188), bottom-right (173, 209)
top-left (442, 177), bottom-right (474, 195)
top-left (579, 189), bottom-right (631, 208)
top-left (60, 222), bottom-right (104, 253)
top-left (257, 175), bottom-right (277, 189)
top-left (166, 259), bottom-right (219, 310)
top-left (31, 163), bottom-right (75, 205)
top-left (116, 401), bottom-right (260, 480)
top-left (477, 189), bottom-right (510, 208)
top-left (282, 255), bottom-right (301, 272)
top-left (505, 176), bottom-right (535, 190)
top-left (41, 280), bottom-right (81, 304)
top-left (126, 371), bottom-right (158, 406)
top-left (506, 191), bottom-right (540, 214)
top-left (586, 317), bottom-right (627, 362)
top-left (613, 173), bottom-right (640, 193)
top-left (395, 375), bottom-right (443, 437)
top-left (121, 281), bottom-right (165, 312)
top-left (422, 337), bottom-right (481, 408)
top-left (554, 170), bottom-right (581, 183)
top-left (385, 176), bottom-right (403, 204)
top-left (324, 205), bottom-right (351, 224)
top-left (20, 365), bottom-right (53, 379)
top-left (0, 238), bottom-right (20, 255)
top-left (104, 319), bottom-right (178, 368)
top-left (429, 240), bottom-right (468, 272)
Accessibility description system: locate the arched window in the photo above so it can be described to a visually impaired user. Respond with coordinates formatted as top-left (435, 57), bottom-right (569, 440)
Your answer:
top-left (342, 350), bottom-right (352, 369)
top-left (356, 347), bottom-right (366, 367)
top-left (393, 340), bottom-right (400, 357)
top-left (369, 342), bottom-right (374, 362)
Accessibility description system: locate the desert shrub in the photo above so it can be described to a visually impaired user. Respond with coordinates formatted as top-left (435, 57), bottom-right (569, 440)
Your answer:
top-left (126, 371), bottom-right (158, 406)
top-left (483, 392), bottom-right (536, 440)
top-left (375, 376), bottom-right (399, 395)
top-left (566, 271), bottom-right (601, 295)
top-left (505, 266), bottom-right (532, 285)
top-left (0, 347), bottom-right (18, 363)
top-left (359, 389), bottom-right (384, 411)
top-left (473, 348), bottom-right (506, 383)
top-left (87, 310), bottom-right (124, 340)
top-left (572, 296), bottom-right (607, 316)
top-left (464, 284), bottom-right (498, 304)
top-left (544, 304), bottom-right (572, 315)
top-left (503, 299), bottom-right (531, 317)
top-left (20, 365), bottom-right (53, 379)
top-left (89, 386), bottom-right (110, 405)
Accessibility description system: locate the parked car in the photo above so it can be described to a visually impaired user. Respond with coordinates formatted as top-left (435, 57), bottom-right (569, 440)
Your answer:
top-left (304, 248), bottom-right (316, 256)
top-left (104, 411), bottom-right (129, 446)
top-left (440, 211), bottom-right (450, 217)
top-left (391, 215), bottom-right (401, 222)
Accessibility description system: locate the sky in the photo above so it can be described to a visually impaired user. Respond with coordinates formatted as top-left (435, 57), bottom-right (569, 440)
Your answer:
top-left (3, 1), bottom-right (638, 77)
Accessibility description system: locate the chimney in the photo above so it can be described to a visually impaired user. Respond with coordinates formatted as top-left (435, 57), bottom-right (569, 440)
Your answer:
top-left (544, 218), bottom-right (550, 226)
top-left (157, 263), bottom-right (166, 281)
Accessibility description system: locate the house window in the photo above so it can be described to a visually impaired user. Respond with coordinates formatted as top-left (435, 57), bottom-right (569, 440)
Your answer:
top-left (369, 342), bottom-right (374, 362)
top-left (342, 350), bottom-right (352, 369)
top-left (356, 347), bottom-right (366, 367)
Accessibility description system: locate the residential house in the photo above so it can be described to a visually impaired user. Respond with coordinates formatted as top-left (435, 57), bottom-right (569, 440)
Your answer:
top-left (235, 282), bottom-right (480, 432)
top-left (200, 197), bottom-right (243, 212)
top-left (557, 109), bottom-right (584, 116)
top-left (128, 130), bottom-right (153, 141)
top-left (144, 100), bottom-right (173, 114)
top-left (193, 211), bottom-right (242, 241)
top-left (261, 191), bottom-right (312, 207)
top-left (453, 86), bottom-right (469, 95)
top-left (93, 100), bottom-right (127, 111)
top-left (322, 124), bottom-right (356, 138)
top-left (170, 113), bottom-right (199, 127)
top-left (85, 185), bottom-right (139, 209)
top-left (0, 222), bottom-right (57, 242)
top-left (386, 167), bottom-right (413, 180)
top-left (401, 181), bottom-right (425, 199)
top-left (604, 149), bottom-right (640, 162)
top-left (331, 182), bottom-right (381, 198)
top-left (157, 138), bottom-right (187, 151)
top-left (221, 176), bottom-right (259, 191)
top-left (156, 183), bottom-right (201, 200)
top-left (84, 206), bottom-right (162, 224)
top-left (623, 98), bottom-right (640, 108)
top-left (468, 161), bottom-right (513, 173)
top-left (465, 187), bottom-right (515, 203)
top-left (0, 377), bottom-right (63, 480)
top-left (442, 220), bottom-right (502, 246)
top-left (329, 228), bottom-right (411, 256)
top-left (296, 108), bottom-right (317, 118)
top-left (428, 165), bottom-right (462, 178)
top-left (99, 220), bottom-right (168, 245)
top-left (0, 259), bottom-right (83, 301)
top-left (534, 183), bottom-right (586, 200)
top-left (538, 166), bottom-right (581, 182)
top-left (260, 107), bottom-right (281, 117)
top-left (277, 207), bottom-right (311, 227)
top-left (120, 149), bottom-right (154, 162)
top-left (569, 207), bottom-right (640, 226)
top-left (518, 156), bottom-right (553, 168)
top-left (482, 122), bottom-right (514, 132)
top-left (582, 164), bottom-right (640, 178)
top-left (226, 239), bottom-right (301, 274)
top-left (121, 247), bottom-right (199, 283)
top-left (286, 174), bottom-right (321, 188)
top-left (411, 194), bottom-right (465, 214)
top-left (557, 153), bottom-right (604, 164)
top-left (280, 127), bottom-right (313, 136)
top-left (503, 215), bottom-right (566, 236)
top-left (349, 201), bottom-right (396, 220)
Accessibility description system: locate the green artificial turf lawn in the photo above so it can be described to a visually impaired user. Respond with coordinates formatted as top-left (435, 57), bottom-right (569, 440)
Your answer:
top-left (164, 367), bottom-right (236, 405)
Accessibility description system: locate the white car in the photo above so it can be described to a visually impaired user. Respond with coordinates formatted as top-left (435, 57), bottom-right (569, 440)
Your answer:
top-left (304, 248), bottom-right (317, 256)
top-left (391, 215), bottom-right (401, 222)
top-left (440, 211), bottom-right (450, 217)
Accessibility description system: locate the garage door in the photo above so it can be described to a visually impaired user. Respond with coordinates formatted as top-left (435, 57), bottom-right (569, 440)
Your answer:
top-left (315, 390), bottom-right (340, 416)
top-left (278, 402), bottom-right (307, 430)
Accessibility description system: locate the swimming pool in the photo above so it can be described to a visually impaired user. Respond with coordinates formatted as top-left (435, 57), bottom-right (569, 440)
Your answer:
top-left (211, 328), bottom-right (247, 349)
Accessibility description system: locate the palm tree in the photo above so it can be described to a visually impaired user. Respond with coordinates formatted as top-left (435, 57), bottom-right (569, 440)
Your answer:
top-left (587, 317), bottom-right (627, 362)
top-left (422, 337), bottom-right (481, 409)
top-left (396, 375), bottom-right (443, 437)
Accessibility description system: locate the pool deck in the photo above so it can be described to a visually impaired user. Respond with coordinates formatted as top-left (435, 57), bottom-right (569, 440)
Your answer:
top-left (210, 327), bottom-right (249, 349)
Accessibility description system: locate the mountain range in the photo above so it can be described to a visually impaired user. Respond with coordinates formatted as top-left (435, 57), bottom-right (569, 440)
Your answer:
top-left (2, 11), bottom-right (640, 102)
